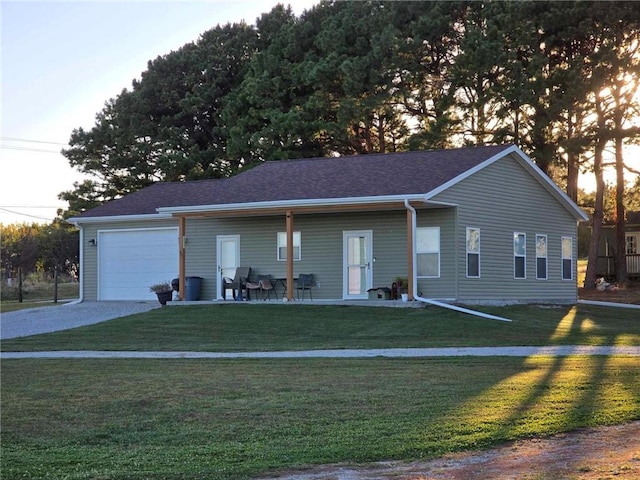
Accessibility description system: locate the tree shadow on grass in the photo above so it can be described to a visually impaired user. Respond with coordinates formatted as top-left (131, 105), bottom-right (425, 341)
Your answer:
top-left (416, 306), bottom-right (640, 476)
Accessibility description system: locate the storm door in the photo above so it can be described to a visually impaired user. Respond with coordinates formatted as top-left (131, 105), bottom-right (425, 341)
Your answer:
top-left (343, 230), bottom-right (373, 299)
top-left (216, 234), bottom-right (240, 300)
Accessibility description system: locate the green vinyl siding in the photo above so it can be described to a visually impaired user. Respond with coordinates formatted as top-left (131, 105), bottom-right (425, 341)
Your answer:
top-left (183, 209), bottom-right (456, 301)
top-left (79, 153), bottom-right (580, 304)
top-left (185, 211), bottom-right (416, 300)
top-left (416, 208), bottom-right (456, 300)
top-left (432, 152), bottom-right (579, 303)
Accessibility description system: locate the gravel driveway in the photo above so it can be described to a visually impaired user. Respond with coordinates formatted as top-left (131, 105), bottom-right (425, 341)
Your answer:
top-left (0, 301), bottom-right (161, 340)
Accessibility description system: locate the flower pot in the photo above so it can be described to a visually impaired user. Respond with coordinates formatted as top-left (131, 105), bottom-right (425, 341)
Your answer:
top-left (156, 290), bottom-right (173, 306)
top-left (401, 293), bottom-right (409, 302)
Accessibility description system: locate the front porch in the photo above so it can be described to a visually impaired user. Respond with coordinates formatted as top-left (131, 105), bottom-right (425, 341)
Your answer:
top-left (172, 202), bottom-right (441, 303)
top-left (596, 254), bottom-right (640, 280)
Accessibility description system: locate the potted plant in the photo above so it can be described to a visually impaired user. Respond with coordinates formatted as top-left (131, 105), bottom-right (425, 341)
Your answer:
top-left (392, 276), bottom-right (409, 301)
top-left (150, 281), bottom-right (173, 305)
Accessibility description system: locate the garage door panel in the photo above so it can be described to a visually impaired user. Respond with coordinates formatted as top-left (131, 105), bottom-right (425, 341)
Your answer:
top-left (98, 228), bottom-right (179, 300)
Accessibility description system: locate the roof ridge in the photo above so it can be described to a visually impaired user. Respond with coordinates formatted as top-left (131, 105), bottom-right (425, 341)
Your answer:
top-left (260, 143), bottom-right (514, 165)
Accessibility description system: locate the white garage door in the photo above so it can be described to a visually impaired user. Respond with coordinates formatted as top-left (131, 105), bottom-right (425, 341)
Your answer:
top-left (98, 228), bottom-right (179, 300)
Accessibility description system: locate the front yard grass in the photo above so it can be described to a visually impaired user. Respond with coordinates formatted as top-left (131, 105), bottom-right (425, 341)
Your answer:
top-left (2, 356), bottom-right (639, 480)
top-left (2, 303), bottom-right (639, 352)
top-left (2, 303), bottom-right (639, 479)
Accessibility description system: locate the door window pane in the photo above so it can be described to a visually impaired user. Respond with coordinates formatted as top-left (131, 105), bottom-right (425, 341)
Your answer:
top-left (348, 236), bottom-right (366, 265)
top-left (348, 266), bottom-right (366, 295)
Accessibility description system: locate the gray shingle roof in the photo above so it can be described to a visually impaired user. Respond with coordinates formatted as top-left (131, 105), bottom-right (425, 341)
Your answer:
top-left (74, 144), bottom-right (513, 218)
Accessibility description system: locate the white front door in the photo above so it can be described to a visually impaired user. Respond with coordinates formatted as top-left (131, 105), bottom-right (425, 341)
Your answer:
top-left (343, 230), bottom-right (373, 299)
top-left (217, 235), bottom-right (240, 300)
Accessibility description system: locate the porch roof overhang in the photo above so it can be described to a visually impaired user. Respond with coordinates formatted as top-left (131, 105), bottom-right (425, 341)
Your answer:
top-left (156, 194), bottom-right (457, 218)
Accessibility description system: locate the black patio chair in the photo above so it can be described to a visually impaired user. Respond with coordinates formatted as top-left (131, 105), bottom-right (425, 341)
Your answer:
top-left (296, 273), bottom-right (314, 300)
top-left (222, 267), bottom-right (251, 300)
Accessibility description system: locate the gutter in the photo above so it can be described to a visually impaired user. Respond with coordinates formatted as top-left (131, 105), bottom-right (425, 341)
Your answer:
top-left (67, 213), bottom-right (174, 225)
top-left (403, 199), bottom-right (511, 323)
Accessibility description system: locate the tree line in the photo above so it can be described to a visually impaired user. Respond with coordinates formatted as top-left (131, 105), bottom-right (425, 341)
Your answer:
top-left (60, 0), bottom-right (639, 287)
top-left (1, 220), bottom-right (79, 282)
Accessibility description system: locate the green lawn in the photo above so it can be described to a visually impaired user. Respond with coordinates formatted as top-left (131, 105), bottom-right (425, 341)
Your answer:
top-left (2, 304), bottom-right (639, 479)
top-left (2, 303), bottom-right (639, 352)
top-left (3, 357), bottom-right (639, 480)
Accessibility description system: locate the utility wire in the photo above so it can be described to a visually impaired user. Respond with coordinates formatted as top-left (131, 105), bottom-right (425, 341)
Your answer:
top-left (0, 145), bottom-right (61, 154)
top-left (1, 136), bottom-right (67, 146)
top-left (0, 205), bottom-right (62, 209)
top-left (0, 207), bottom-right (55, 221)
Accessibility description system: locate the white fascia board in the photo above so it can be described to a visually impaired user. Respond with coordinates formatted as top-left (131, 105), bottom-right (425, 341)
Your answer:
top-left (67, 213), bottom-right (175, 226)
top-left (421, 199), bottom-right (458, 208)
top-left (156, 194), bottom-right (431, 215)
top-left (424, 144), bottom-right (589, 222)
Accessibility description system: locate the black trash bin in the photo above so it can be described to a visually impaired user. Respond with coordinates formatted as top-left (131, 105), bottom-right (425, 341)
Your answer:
top-left (185, 276), bottom-right (203, 301)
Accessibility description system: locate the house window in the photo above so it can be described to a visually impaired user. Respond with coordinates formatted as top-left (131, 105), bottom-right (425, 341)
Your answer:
top-left (514, 232), bottom-right (526, 279)
top-left (466, 227), bottom-right (480, 278)
top-left (536, 234), bottom-right (547, 280)
top-left (562, 236), bottom-right (573, 280)
top-left (416, 227), bottom-right (440, 277)
top-left (277, 231), bottom-right (301, 261)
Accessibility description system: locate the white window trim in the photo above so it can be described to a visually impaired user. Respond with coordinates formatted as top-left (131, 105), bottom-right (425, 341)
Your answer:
top-left (514, 232), bottom-right (526, 279)
top-left (561, 236), bottom-right (573, 281)
top-left (536, 234), bottom-right (548, 280)
top-left (416, 226), bottom-right (440, 278)
top-left (466, 227), bottom-right (481, 278)
top-left (277, 231), bottom-right (301, 261)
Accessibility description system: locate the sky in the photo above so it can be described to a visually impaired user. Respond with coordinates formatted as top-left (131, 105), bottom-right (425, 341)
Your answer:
top-left (1, 0), bottom-right (637, 225)
top-left (0, 0), bottom-right (318, 224)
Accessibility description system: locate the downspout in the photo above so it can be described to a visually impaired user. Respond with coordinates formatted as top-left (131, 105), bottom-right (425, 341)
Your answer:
top-left (403, 199), bottom-right (511, 323)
